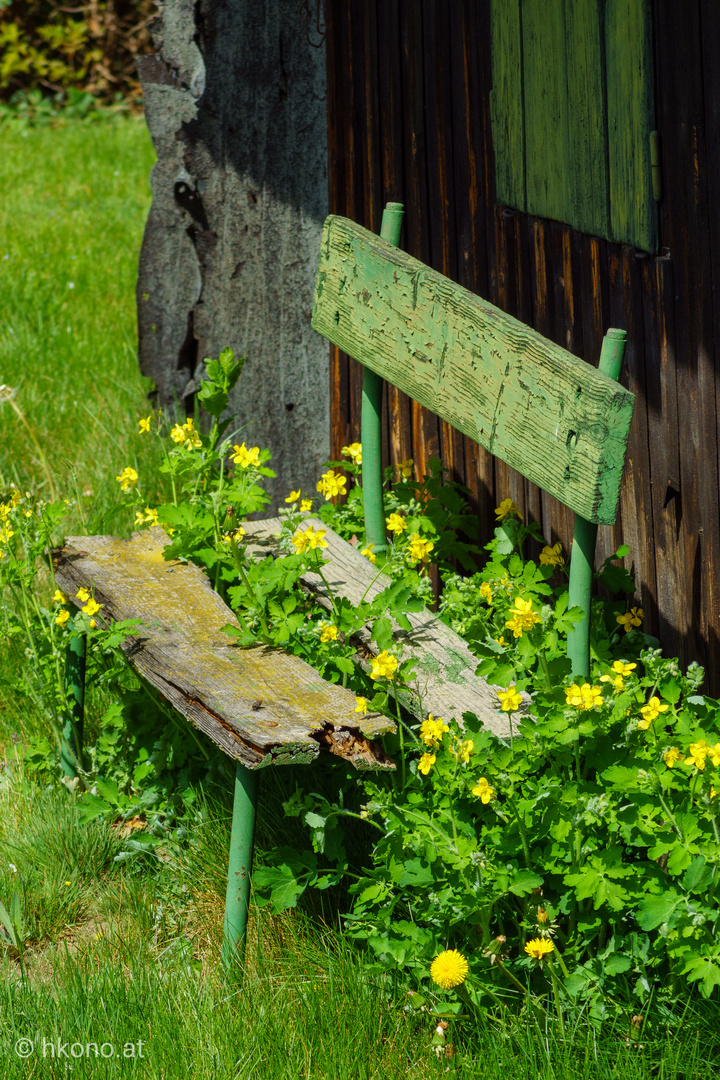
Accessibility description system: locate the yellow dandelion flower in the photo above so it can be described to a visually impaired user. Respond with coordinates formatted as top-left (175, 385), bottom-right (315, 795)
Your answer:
top-left (430, 950), bottom-right (469, 990)
top-left (524, 938), bottom-right (555, 960)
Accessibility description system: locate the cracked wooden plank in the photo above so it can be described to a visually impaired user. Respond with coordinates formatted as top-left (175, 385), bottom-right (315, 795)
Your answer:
top-left (312, 214), bottom-right (635, 524)
top-left (244, 517), bottom-right (514, 739)
top-left (51, 529), bottom-right (395, 772)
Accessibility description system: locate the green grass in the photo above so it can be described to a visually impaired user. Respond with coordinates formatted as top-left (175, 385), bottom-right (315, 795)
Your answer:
top-left (0, 118), bottom-right (718, 1079)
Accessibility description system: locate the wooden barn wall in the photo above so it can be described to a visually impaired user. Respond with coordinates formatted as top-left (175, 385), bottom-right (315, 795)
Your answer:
top-left (324, 0), bottom-right (720, 693)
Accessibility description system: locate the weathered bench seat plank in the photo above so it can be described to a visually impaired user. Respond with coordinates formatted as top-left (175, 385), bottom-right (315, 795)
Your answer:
top-left (312, 215), bottom-right (635, 525)
top-left (243, 517), bottom-right (513, 739)
top-left (51, 529), bottom-right (395, 772)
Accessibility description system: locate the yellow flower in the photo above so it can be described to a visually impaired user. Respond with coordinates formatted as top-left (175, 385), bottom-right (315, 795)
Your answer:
top-left (613, 660), bottom-right (637, 677)
top-left (360, 544), bottom-right (377, 564)
top-left (454, 739), bottom-right (474, 764)
top-left (496, 686), bottom-right (523, 713)
top-left (479, 581), bottom-right (493, 603)
top-left (300, 499), bottom-right (313, 512)
top-left (138, 415), bottom-right (151, 434)
top-left (319, 623), bottom-right (338, 643)
top-left (430, 950), bottom-right (469, 989)
top-left (386, 512), bottom-right (407, 535)
top-left (316, 469), bottom-right (347, 500)
top-left (354, 697), bottom-right (367, 716)
top-left (600, 673), bottom-right (625, 693)
top-left (639, 696), bottom-right (670, 727)
top-left (115, 466), bottom-right (138, 492)
top-left (419, 715), bottom-right (449, 747)
top-left (170, 422), bottom-right (186, 444)
top-left (524, 938), bottom-right (555, 960)
top-left (418, 752), bottom-right (436, 776)
top-left (471, 777), bottom-right (495, 804)
top-left (616, 607), bottom-right (643, 633)
top-left (539, 542), bottom-right (564, 567)
top-left (407, 533), bottom-right (434, 564)
top-left (285, 489), bottom-right (301, 503)
top-left (494, 636), bottom-right (507, 647)
top-left (565, 683), bottom-right (602, 711)
top-left (370, 650), bottom-right (398, 680)
top-left (686, 741), bottom-right (709, 771)
top-left (144, 508), bottom-right (159, 526)
top-left (663, 746), bottom-right (682, 768)
top-left (396, 458), bottom-right (414, 479)
top-left (181, 418), bottom-right (201, 448)
top-left (292, 524), bottom-right (328, 553)
top-left (222, 526), bottom-right (247, 544)
top-left (53, 589), bottom-right (66, 604)
top-left (708, 743), bottom-right (720, 768)
top-left (76, 588), bottom-right (90, 602)
top-left (495, 498), bottom-right (522, 522)
top-left (536, 907), bottom-right (549, 924)
top-left (82, 599), bottom-right (101, 617)
top-left (55, 609), bottom-right (70, 627)
top-left (89, 619), bottom-right (96, 629)
top-left (231, 443), bottom-right (261, 469)
top-left (341, 442), bottom-right (362, 465)
top-left (505, 596), bottom-right (541, 638)
top-left (134, 510), bottom-right (146, 526)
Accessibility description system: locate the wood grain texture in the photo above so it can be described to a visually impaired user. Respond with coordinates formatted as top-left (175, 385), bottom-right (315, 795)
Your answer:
top-left (51, 530), bottom-right (395, 772)
top-left (522, 0), bottom-right (568, 225)
top-left (489, 0), bottom-right (525, 211)
top-left (242, 518), bottom-right (513, 738)
top-left (605, 0), bottom-right (657, 251)
top-left (313, 215), bottom-right (635, 524)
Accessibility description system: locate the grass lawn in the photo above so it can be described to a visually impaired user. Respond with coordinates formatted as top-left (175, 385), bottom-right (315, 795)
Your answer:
top-left (0, 116), bottom-right (717, 1079)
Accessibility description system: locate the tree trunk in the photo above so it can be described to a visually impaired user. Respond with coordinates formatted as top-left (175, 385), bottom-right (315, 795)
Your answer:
top-left (137, 0), bottom-right (329, 510)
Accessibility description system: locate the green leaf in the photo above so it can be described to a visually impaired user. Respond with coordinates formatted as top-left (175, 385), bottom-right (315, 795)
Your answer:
top-left (682, 856), bottom-right (714, 894)
top-left (636, 892), bottom-right (682, 931)
top-left (398, 859), bottom-right (434, 886)
top-left (508, 869), bottom-right (544, 896)
top-left (371, 616), bottom-right (393, 650)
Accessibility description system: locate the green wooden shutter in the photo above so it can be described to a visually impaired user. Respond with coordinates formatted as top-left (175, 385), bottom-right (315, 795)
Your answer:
top-left (490, 0), bottom-right (657, 253)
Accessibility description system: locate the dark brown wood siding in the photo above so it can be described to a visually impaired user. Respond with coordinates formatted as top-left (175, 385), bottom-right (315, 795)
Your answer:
top-left (325, 0), bottom-right (720, 693)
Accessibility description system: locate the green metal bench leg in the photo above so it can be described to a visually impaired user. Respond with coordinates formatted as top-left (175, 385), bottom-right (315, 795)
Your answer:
top-left (222, 761), bottom-right (259, 970)
top-left (361, 202), bottom-right (405, 554)
top-left (61, 631), bottom-right (86, 779)
top-left (566, 329), bottom-right (627, 679)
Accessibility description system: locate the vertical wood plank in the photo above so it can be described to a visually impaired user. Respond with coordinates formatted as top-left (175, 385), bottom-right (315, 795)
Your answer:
top-left (489, 0), bottom-right (525, 211)
top-left (564, 0), bottom-right (609, 238)
top-left (523, 0), bottom-right (569, 225)
top-left (605, 0), bottom-right (657, 252)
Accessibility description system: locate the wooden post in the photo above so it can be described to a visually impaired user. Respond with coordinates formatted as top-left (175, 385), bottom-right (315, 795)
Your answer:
top-left (60, 631), bottom-right (86, 779)
top-left (567, 328), bottom-right (627, 678)
top-left (221, 761), bottom-right (259, 971)
top-left (361, 202), bottom-right (404, 553)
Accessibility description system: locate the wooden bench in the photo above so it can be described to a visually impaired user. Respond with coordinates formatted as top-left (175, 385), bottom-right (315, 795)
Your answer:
top-left (53, 202), bottom-right (635, 968)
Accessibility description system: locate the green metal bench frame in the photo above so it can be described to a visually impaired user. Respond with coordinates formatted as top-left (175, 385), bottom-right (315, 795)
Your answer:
top-left (57, 203), bottom-right (635, 972)
top-left (311, 202), bottom-right (635, 680)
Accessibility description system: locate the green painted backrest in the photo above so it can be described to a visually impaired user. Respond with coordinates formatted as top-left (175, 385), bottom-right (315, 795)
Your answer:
top-left (312, 214), bottom-right (635, 526)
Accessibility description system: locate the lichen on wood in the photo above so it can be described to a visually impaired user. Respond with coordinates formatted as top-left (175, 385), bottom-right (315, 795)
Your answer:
top-left (51, 529), bottom-right (395, 772)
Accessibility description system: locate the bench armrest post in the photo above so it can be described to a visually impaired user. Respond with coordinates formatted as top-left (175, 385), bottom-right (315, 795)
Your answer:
top-left (567, 329), bottom-right (627, 678)
top-left (361, 202), bottom-right (405, 553)
top-left (222, 761), bottom-right (259, 971)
